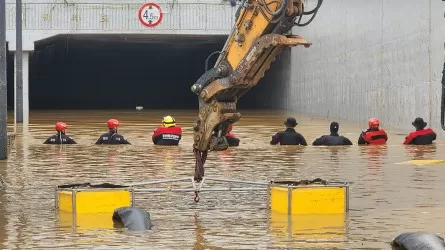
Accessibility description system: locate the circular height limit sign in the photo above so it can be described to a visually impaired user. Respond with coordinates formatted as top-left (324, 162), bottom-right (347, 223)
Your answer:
top-left (138, 3), bottom-right (163, 28)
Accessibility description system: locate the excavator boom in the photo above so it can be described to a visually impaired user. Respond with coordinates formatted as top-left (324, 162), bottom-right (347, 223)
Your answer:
top-left (191, 0), bottom-right (323, 182)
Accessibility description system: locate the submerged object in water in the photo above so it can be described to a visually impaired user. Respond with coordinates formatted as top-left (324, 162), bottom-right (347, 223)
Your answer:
top-left (397, 159), bottom-right (445, 166)
top-left (391, 232), bottom-right (445, 250)
top-left (112, 207), bottom-right (152, 231)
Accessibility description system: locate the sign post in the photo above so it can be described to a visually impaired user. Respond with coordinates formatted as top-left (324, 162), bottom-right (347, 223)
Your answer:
top-left (138, 3), bottom-right (163, 28)
top-left (0, 0), bottom-right (7, 159)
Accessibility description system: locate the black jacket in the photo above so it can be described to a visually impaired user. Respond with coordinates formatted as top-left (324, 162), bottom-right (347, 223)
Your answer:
top-left (270, 128), bottom-right (307, 146)
top-left (44, 133), bottom-right (77, 144)
top-left (312, 133), bottom-right (353, 146)
top-left (95, 131), bottom-right (131, 144)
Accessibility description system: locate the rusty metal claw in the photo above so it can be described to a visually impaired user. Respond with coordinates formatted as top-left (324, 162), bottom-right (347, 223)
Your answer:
top-left (190, 0), bottom-right (316, 183)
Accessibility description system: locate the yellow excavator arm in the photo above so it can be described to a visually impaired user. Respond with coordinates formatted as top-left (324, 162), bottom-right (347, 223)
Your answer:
top-left (191, 0), bottom-right (323, 182)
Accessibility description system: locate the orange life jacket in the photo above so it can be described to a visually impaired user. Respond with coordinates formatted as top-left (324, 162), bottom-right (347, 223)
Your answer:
top-left (363, 129), bottom-right (387, 144)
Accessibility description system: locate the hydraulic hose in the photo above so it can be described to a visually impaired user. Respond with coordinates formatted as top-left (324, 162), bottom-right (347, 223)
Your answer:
top-left (205, 51), bottom-right (222, 72)
top-left (294, 0), bottom-right (323, 27)
top-left (257, 0), bottom-right (290, 24)
top-left (259, 0), bottom-right (287, 17)
top-left (302, 0), bottom-right (323, 15)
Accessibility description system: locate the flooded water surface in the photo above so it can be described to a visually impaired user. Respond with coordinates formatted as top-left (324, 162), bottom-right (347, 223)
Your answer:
top-left (1, 110), bottom-right (444, 249)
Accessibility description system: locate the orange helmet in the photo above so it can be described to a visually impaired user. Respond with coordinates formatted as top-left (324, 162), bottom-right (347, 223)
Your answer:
top-left (107, 119), bottom-right (119, 129)
top-left (55, 122), bottom-right (67, 132)
top-left (368, 118), bottom-right (380, 128)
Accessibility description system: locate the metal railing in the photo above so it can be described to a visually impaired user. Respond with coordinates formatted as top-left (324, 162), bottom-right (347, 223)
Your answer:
top-left (5, 2), bottom-right (237, 32)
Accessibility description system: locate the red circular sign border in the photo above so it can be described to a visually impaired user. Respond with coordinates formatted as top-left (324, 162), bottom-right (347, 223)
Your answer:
top-left (138, 3), bottom-right (163, 28)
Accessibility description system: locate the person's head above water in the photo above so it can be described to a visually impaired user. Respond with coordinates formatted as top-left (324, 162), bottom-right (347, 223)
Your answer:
top-left (107, 119), bottom-right (119, 132)
top-left (284, 117), bottom-right (297, 128)
top-left (55, 122), bottom-right (67, 134)
top-left (330, 121), bottom-right (339, 134)
top-left (162, 116), bottom-right (176, 128)
top-left (368, 118), bottom-right (380, 130)
top-left (412, 117), bottom-right (427, 130)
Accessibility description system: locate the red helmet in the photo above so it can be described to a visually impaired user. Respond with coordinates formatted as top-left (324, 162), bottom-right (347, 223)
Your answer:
top-left (55, 122), bottom-right (67, 132)
top-left (107, 119), bottom-right (119, 129)
top-left (368, 118), bottom-right (380, 128)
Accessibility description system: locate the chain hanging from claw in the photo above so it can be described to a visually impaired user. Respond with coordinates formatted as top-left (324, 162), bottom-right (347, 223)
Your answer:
top-left (194, 149), bottom-right (207, 183)
top-left (194, 190), bottom-right (200, 202)
top-left (193, 149), bottom-right (207, 202)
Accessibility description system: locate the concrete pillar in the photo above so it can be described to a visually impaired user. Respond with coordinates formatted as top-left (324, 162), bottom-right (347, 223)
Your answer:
top-left (14, 51), bottom-right (29, 128)
top-left (0, 0), bottom-right (7, 160)
top-left (22, 52), bottom-right (28, 127)
top-left (15, 0), bottom-right (23, 124)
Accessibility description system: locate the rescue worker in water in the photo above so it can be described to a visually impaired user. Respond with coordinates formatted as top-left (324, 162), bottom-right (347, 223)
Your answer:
top-left (152, 115), bottom-right (182, 145)
top-left (403, 117), bottom-right (436, 145)
top-left (358, 118), bottom-right (388, 145)
top-left (43, 122), bottom-right (77, 144)
top-left (225, 124), bottom-right (240, 147)
top-left (95, 119), bottom-right (131, 144)
top-left (312, 122), bottom-right (353, 146)
top-left (270, 117), bottom-right (307, 145)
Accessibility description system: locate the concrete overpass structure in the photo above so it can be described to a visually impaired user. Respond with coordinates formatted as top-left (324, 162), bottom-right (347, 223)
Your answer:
top-left (5, 0), bottom-right (237, 51)
top-left (2, 0), bottom-right (445, 133)
top-left (4, 0), bottom-right (238, 127)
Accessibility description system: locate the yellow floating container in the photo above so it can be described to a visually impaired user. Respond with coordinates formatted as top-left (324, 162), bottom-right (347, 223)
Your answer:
top-left (269, 180), bottom-right (349, 214)
top-left (55, 183), bottom-right (134, 214)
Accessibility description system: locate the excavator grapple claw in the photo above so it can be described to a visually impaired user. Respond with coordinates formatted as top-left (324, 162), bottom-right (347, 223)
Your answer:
top-left (191, 0), bottom-right (323, 183)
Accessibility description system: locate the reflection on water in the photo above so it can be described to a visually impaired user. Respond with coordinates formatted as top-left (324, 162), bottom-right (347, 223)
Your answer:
top-left (268, 212), bottom-right (346, 249)
top-left (405, 144), bottom-right (437, 160)
top-left (0, 110), bottom-right (445, 249)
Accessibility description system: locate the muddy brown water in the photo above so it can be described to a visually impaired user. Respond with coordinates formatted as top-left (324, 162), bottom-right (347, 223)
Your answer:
top-left (0, 110), bottom-right (444, 249)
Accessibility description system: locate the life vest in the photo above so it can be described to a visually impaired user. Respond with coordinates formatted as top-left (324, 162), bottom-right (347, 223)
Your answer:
top-left (363, 130), bottom-right (387, 144)
top-left (152, 126), bottom-right (182, 145)
top-left (403, 128), bottom-right (436, 145)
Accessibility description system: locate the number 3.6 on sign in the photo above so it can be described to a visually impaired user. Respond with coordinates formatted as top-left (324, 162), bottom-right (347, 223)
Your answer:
top-left (138, 3), bottom-right (163, 28)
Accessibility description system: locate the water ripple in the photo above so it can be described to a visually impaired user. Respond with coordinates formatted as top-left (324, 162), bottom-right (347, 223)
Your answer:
top-left (0, 110), bottom-right (444, 249)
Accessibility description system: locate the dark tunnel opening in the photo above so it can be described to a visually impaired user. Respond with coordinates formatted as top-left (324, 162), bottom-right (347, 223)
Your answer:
top-left (6, 42), bottom-right (15, 110)
top-left (29, 34), bottom-right (288, 110)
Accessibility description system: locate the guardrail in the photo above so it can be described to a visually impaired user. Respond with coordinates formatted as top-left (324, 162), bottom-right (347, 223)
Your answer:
top-left (5, 2), bottom-right (237, 32)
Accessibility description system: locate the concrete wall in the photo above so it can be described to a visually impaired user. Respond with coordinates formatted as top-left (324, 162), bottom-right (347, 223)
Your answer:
top-left (242, 48), bottom-right (291, 110)
top-left (289, 0), bottom-right (445, 132)
top-left (5, 0), bottom-right (237, 50)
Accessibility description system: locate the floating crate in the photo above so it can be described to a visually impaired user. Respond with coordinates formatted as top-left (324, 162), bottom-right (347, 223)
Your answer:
top-left (269, 180), bottom-right (349, 214)
top-left (55, 183), bottom-right (134, 214)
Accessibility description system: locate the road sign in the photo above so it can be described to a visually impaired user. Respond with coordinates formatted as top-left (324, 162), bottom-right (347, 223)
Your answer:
top-left (138, 3), bottom-right (163, 28)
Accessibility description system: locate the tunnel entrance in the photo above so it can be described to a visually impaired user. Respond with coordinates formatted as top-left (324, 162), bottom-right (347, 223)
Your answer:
top-left (30, 34), bottom-right (288, 110)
